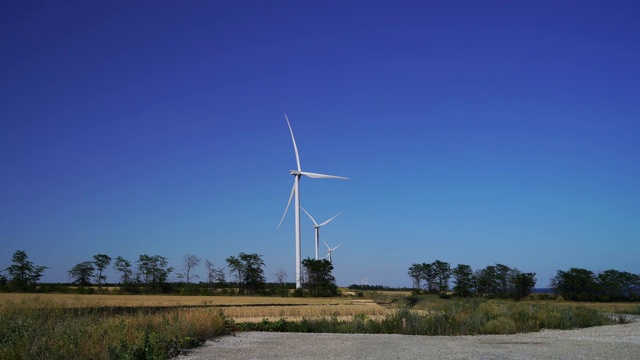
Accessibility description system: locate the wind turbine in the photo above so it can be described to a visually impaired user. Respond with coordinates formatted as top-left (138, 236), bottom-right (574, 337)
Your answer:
top-left (278, 115), bottom-right (348, 289)
top-left (301, 207), bottom-right (341, 260)
top-left (323, 239), bottom-right (341, 263)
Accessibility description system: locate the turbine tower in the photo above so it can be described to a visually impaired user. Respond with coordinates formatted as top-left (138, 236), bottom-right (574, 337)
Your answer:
top-left (301, 207), bottom-right (341, 260)
top-left (323, 239), bottom-right (341, 263)
top-left (278, 115), bottom-right (348, 289)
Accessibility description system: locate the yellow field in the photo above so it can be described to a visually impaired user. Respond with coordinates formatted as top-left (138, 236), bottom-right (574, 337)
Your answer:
top-left (0, 293), bottom-right (355, 306)
top-left (0, 293), bottom-right (390, 322)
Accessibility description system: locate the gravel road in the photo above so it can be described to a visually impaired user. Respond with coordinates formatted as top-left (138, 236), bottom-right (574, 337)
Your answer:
top-left (180, 316), bottom-right (640, 360)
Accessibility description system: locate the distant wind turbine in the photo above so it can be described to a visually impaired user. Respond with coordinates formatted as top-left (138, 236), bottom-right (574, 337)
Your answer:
top-left (323, 239), bottom-right (341, 263)
top-left (278, 115), bottom-right (348, 289)
top-left (301, 207), bottom-right (341, 260)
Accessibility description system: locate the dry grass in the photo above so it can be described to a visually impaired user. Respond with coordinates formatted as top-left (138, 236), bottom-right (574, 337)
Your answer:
top-left (0, 293), bottom-right (389, 323)
top-left (221, 303), bottom-right (388, 322)
top-left (0, 297), bottom-right (233, 360)
top-left (0, 293), bottom-right (352, 308)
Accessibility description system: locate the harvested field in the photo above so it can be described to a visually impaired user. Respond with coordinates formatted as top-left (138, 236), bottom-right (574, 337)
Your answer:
top-left (0, 293), bottom-right (389, 322)
top-left (221, 303), bottom-right (388, 322)
top-left (0, 293), bottom-right (352, 307)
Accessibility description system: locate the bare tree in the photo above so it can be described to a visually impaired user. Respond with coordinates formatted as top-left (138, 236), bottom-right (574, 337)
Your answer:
top-left (274, 267), bottom-right (288, 285)
top-left (205, 259), bottom-right (225, 290)
top-left (182, 253), bottom-right (201, 284)
top-left (205, 259), bottom-right (215, 286)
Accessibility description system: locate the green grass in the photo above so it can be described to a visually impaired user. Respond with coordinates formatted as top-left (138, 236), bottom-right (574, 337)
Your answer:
top-left (0, 299), bottom-right (234, 360)
top-left (238, 298), bottom-right (618, 335)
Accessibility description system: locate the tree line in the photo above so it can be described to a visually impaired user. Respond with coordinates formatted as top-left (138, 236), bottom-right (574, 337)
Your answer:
top-left (408, 260), bottom-right (537, 299)
top-left (1, 250), bottom-right (338, 297)
top-left (409, 261), bottom-right (640, 302)
top-left (551, 268), bottom-right (640, 302)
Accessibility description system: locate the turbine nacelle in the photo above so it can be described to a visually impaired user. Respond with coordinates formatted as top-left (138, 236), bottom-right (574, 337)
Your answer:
top-left (290, 169), bottom-right (348, 179)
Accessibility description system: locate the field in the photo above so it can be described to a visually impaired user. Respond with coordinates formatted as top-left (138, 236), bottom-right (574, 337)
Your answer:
top-left (0, 293), bottom-right (389, 322)
top-left (1, 292), bottom-right (637, 360)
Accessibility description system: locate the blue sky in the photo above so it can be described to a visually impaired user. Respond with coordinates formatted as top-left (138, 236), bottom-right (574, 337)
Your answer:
top-left (1, 1), bottom-right (639, 287)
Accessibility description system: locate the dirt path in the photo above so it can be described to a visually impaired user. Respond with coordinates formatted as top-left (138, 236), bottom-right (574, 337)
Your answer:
top-left (180, 316), bottom-right (640, 360)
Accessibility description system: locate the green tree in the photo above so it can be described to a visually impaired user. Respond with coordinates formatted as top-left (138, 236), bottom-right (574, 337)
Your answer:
top-left (5, 250), bottom-right (48, 292)
top-left (597, 269), bottom-right (626, 301)
top-left (92, 254), bottom-right (112, 290)
top-left (225, 255), bottom-right (243, 289)
top-left (512, 272), bottom-right (536, 299)
top-left (495, 264), bottom-right (512, 296)
top-left (407, 263), bottom-right (422, 289)
top-left (302, 258), bottom-right (338, 297)
top-left (226, 253), bottom-right (266, 294)
top-left (420, 262), bottom-right (437, 293)
top-left (239, 253), bottom-right (266, 294)
top-left (113, 256), bottom-right (136, 293)
top-left (113, 256), bottom-right (133, 283)
top-left (551, 268), bottom-right (598, 301)
top-left (476, 265), bottom-right (500, 296)
top-left (137, 254), bottom-right (173, 293)
top-left (620, 272), bottom-right (640, 300)
top-left (69, 261), bottom-right (95, 286)
top-left (432, 260), bottom-right (451, 293)
top-left (452, 264), bottom-right (475, 297)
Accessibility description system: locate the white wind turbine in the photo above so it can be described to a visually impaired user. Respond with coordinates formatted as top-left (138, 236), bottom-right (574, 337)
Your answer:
top-left (301, 207), bottom-right (341, 260)
top-left (278, 115), bottom-right (348, 289)
top-left (323, 239), bottom-right (341, 263)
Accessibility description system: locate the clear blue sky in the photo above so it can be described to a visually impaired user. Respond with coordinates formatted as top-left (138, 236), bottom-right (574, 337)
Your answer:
top-left (1, 1), bottom-right (638, 288)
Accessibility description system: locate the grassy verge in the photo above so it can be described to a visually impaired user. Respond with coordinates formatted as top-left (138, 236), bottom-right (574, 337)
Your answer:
top-left (238, 298), bottom-right (623, 335)
top-left (0, 299), bottom-right (234, 360)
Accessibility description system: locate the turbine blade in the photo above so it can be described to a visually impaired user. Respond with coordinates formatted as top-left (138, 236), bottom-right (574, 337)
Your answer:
top-left (333, 244), bottom-right (341, 251)
top-left (322, 239), bottom-right (330, 250)
top-left (301, 207), bottom-right (318, 226)
top-left (285, 115), bottom-right (302, 172)
top-left (300, 171), bottom-right (348, 180)
top-left (277, 181), bottom-right (296, 228)
top-left (318, 212), bottom-right (341, 227)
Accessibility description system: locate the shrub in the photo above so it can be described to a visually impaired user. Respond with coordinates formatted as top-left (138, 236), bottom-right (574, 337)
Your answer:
top-left (483, 317), bottom-right (516, 334)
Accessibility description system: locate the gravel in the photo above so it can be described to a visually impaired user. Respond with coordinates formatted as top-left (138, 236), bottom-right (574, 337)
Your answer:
top-left (180, 316), bottom-right (640, 360)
